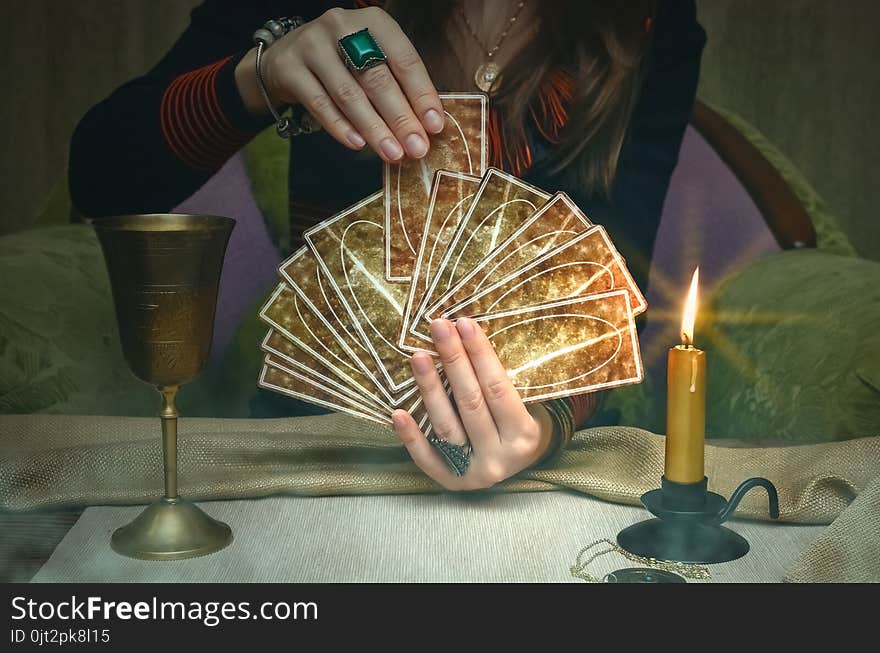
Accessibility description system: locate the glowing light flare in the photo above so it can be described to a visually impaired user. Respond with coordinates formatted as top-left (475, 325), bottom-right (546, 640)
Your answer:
top-left (680, 267), bottom-right (700, 346)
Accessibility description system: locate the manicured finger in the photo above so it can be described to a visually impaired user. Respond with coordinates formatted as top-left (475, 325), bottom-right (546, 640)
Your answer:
top-left (303, 43), bottom-right (404, 162)
top-left (410, 352), bottom-right (467, 446)
top-left (456, 317), bottom-right (532, 436)
top-left (357, 62), bottom-right (430, 158)
top-left (284, 67), bottom-right (366, 150)
top-left (431, 319), bottom-right (499, 447)
top-left (391, 410), bottom-right (460, 488)
top-left (363, 8), bottom-right (445, 134)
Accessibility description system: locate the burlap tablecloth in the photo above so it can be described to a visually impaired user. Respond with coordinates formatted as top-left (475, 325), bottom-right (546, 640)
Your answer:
top-left (1, 413), bottom-right (878, 581)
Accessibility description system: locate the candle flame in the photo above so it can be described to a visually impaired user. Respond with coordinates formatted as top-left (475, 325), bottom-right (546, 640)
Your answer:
top-left (681, 267), bottom-right (700, 346)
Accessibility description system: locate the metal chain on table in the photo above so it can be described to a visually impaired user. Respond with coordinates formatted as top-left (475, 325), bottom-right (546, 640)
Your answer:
top-left (569, 539), bottom-right (712, 583)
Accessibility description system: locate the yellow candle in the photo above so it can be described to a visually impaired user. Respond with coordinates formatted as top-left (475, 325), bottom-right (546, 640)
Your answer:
top-left (665, 268), bottom-right (706, 483)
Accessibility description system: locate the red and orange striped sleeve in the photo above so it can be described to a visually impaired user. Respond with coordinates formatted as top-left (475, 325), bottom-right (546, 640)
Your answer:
top-left (159, 54), bottom-right (264, 172)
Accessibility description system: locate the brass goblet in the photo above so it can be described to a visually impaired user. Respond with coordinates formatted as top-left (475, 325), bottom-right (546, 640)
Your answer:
top-left (93, 214), bottom-right (235, 560)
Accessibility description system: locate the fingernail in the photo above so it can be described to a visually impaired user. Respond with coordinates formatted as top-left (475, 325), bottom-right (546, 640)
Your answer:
top-left (411, 353), bottom-right (433, 374)
top-left (346, 130), bottom-right (366, 148)
top-left (380, 137), bottom-right (404, 161)
top-left (423, 109), bottom-right (444, 133)
top-left (430, 319), bottom-right (450, 342)
top-left (405, 133), bottom-right (428, 158)
top-left (456, 318), bottom-right (474, 338)
top-left (391, 410), bottom-right (406, 429)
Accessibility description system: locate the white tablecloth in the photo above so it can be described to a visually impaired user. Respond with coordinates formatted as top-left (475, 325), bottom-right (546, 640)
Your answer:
top-left (33, 491), bottom-right (825, 583)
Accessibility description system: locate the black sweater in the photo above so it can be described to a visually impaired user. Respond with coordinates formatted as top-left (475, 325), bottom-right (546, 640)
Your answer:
top-left (70, 0), bottom-right (705, 291)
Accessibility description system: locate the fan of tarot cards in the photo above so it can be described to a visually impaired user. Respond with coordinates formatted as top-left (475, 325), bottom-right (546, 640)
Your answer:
top-left (256, 92), bottom-right (646, 433)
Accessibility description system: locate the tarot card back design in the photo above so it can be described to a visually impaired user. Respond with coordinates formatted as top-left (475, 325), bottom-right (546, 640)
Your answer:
top-left (477, 290), bottom-right (643, 401)
top-left (416, 167), bottom-right (551, 329)
top-left (261, 329), bottom-right (388, 415)
top-left (447, 225), bottom-right (648, 319)
top-left (260, 356), bottom-right (389, 424)
top-left (429, 192), bottom-right (593, 317)
top-left (384, 93), bottom-right (488, 281)
top-left (277, 246), bottom-right (415, 406)
top-left (399, 171), bottom-right (481, 352)
top-left (259, 283), bottom-right (405, 410)
top-left (305, 192), bottom-right (418, 392)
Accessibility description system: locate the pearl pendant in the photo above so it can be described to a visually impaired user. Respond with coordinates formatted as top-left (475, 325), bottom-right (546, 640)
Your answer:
top-left (474, 62), bottom-right (500, 92)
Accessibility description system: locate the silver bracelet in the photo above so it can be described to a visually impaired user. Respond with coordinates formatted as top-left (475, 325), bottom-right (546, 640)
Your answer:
top-left (253, 17), bottom-right (318, 138)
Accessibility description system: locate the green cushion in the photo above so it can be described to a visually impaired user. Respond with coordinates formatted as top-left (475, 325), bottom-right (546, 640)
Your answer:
top-left (702, 249), bottom-right (880, 441)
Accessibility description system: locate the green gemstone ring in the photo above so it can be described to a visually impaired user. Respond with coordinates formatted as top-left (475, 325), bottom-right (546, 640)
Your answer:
top-left (338, 28), bottom-right (387, 73)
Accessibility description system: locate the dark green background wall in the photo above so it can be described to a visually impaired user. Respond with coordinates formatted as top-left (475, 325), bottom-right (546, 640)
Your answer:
top-left (1, 0), bottom-right (877, 259)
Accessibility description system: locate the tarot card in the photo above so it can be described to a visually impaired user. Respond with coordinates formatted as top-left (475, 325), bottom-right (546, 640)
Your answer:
top-left (305, 191), bottom-right (430, 392)
top-left (259, 283), bottom-right (397, 410)
top-left (476, 290), bottom-right (643, 402)
top-left (276, 246), bottom-right (417, 407)
top-left (261, 356), bottom-right (390, 424)
top-left (399, 171), bottom-right (482, 353)
top-left (416, 167), bottom-right (551, 329)
top-left (385, 93), bottom-right (488, 281)
top-left (445, 224), bottom-right (648, 319)
top-left (262, 328), bottom-right (428, 421)
top-left (428, 192), bottom-right (594, 318)
top-left (260, 329), bottom-right (388, 415)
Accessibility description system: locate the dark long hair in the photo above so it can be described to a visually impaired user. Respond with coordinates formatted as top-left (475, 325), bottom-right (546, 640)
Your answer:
top-left (385, 0), bottom-right (656, 196)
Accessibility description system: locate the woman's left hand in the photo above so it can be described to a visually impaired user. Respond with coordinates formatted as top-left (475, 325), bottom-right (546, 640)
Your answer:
top-left (392, 317), bottom-right (556, 491)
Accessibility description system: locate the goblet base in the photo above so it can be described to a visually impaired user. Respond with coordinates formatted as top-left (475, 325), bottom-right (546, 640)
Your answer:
top-left (111, 497), bottom-right (232, 560)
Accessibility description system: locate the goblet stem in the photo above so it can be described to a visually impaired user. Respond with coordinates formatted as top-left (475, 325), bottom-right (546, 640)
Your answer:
top-left (159, 385), bottom-right (179, 500)
top-left (110, 382), bottom-right (232, 560)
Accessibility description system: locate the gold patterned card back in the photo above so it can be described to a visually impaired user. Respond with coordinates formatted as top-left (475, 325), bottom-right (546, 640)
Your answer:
top-left (446, 224), bottom-right (648, 319)
top-left (417, 167), bottom-right (550, 327)
top-left (261, 355), bottom-right (432, 428)
top-left (259, 282), bottom-right (414, 409)
top-left (399, 171), bottom-right (481, 353)
top-left (260, 330), bottom-right (388, 415)
top-left (429, 192), bottom-right (593, 317)
top-left (384, 93), bottom-right (488, 281)
top-left (304, 192), bottom-right (420, 392)
top-left (477, 290), bottom-right (643, 401)
top-left (276, 247), bottom-right (410, 406)
top-left (260, 356), bottom-right (389, 424)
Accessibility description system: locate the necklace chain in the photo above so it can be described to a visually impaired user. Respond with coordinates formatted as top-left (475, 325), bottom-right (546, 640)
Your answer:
top-left (457, 0), bottom-right (527, 60)
top-left (569, 539), bottom-right (713, 583)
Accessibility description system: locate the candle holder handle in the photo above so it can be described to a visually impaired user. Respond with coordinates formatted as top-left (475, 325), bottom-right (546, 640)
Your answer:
top-left (617, 475), bottom-right (780, 564)
top-left (713, 477), bottom-right (779, 525)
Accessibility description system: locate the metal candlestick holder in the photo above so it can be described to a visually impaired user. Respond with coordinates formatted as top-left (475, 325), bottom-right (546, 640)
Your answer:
top-left (617, 475), bottom-right (779, 564)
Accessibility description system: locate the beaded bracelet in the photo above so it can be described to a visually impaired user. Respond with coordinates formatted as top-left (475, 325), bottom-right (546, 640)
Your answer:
top-left (252, 16), bottom-right (319, 138)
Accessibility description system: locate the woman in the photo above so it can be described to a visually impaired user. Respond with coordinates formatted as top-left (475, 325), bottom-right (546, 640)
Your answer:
top-left (69, 0), bottom-right (705, 490)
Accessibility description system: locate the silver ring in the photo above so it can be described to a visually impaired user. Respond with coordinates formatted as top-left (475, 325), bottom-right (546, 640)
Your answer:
top-left (428, 435), bottom-right (473, 477)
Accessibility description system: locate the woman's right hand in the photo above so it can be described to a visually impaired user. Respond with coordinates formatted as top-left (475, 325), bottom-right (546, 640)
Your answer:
top-left (235, 6), bottom-right (445, 161)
